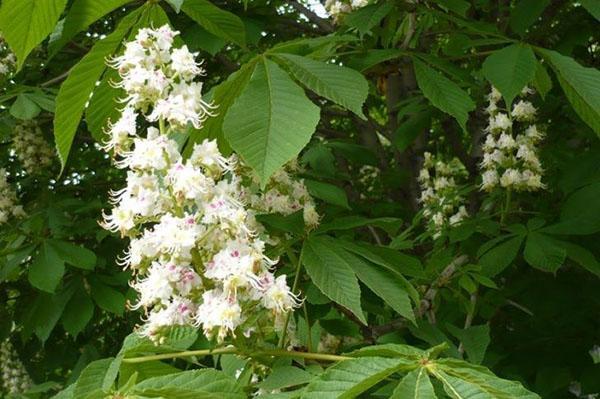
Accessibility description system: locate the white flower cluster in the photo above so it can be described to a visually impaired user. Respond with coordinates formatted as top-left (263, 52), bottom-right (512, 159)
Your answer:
top-left (325, 0), bottom-right (369, 20)
top-left (0, 169), bottom-right (25, 224)
top-left (418, 152), bottom-right (469, 238)
top-left (12, 120), bottom-right (54, 175)
top-left (0, 34), bottom-right (15, 77)
top-left (101, 25), bottom-right (300, 343)
top-left (104, 24), bottom-right (214, 155)
top-left (480, 86), bottom-right (545, 192)
top-left (246, 163), bottom-right (319, 228)
top-left (0, 340), bottom-right (32, 396)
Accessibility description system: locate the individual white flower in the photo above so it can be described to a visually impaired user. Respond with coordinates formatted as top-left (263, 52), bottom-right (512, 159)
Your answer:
top-left (488, 113), bottom-right (512, 131)
top-left (500, 168), bottom-right (521, 187)
top-left (481, 170), bottom-right (499, 191)
top-left (511, 100), bottom-right (537, 121)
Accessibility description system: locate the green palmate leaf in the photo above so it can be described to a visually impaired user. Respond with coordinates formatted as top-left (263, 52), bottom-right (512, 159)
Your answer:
top-left (53, 6), bottom-right (144, 172)
top-left (482, 44), bottom-right (537, 105)
top-left (349, 344), bottom-right (425, 360)
top-left (0, 0), bottom-right (68, 69)
top-left (223, 58), bottom-right (320, 185)
top-left (28, 242), bottom-right (65, 293)
top-left (273, 53), bottom-right (368, 118)
top-left (181, 0), bottom-right (246, 46)
top-left (431, 360), bottom-right (540, 399)
top-left (61, 287), bottom-right (94, 337)
top-left (304, 179), bottom-right (350, 209)
top-left (131, 369), bottom-right (245, 399)
top-left (302, 357), bottom-right (410, 399)
top-left (479, 235), bottom-right (524, 277)
top-left (335, 244), bottom-right (416, 323)
top-left (166, 0), bottom-right (185, 13)
top-left (523, 232), bottom-right (566, 273)
top-left (413, 58), bottom-right (475, 131)
top-left (508, 0), bottom-right (551, 36)
top-left (73, 358), bottom-right (114, 399)
top-left (344, 1), bottom-right (394, 35)
top-left (184, 59), bottom-right (256, 156)
top-left (47, 239), bottom-right (96, 270)
top-left (49, 0), bottom-right (131, 54)
top-left (119, 361), bottom-right (180, 387)
top-left (541, 49), bottom-right (600, 136)
top-left (391, 368), bottom-right (437, 399)
top-left (301, 236), bottom-right (366, 324)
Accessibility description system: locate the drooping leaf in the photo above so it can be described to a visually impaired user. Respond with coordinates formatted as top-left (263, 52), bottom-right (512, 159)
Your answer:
top-left (508, 0), bottom-right (551, 36)
top-left (53, 6), bottom-right (144, 172)
top-left (301, 236), bottom-right (366, 324)
top-left (479, 235), bottom-right (524, 277)
top-left (28, 242), bottom-right (65, 293)
top-left (431, 360), bottom-right (540, 399)
top-left (580, 0), bottom-right (600, 21)
top-left (302, 357), bottom-right (410, 399)
top-left (47, 239), bottom-right (96, 270)
top-left (344, 1), bottom-right (394, 35)
top-left (482, 43), bottom-right (537, 105)
top-left (304, 179), bottom-right (350, 209)
top-left (413, 58), bottom-right (475, 131)
top-left (61, 287), bottom-right (94, 337)
top-left (391, 368), bottom-right (437, 399)
top-left (274, 53), bottom-right (368, 118)
top-left (223, 58), bottom-right (320, 185)
top-left (532, 60), bottom-right (552, 99)
top-left (446, 324), bottom-right (490, 365)
top-left (0, 0), bottom-right (68, 69)
top-left (523, 232), bottom-right (566, 273)
top-left (541, 49), bottom-right (600, 136)
top-left (90, 279), bottom-right (126, 315)
top-left (181, 0), bottom-right (246, 46)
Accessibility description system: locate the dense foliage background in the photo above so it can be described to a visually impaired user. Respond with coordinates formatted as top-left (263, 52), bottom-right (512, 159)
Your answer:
top-left (0, 0), bottom-right (599, 398)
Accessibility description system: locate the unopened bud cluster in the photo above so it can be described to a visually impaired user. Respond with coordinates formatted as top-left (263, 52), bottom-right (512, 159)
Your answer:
top-left (101, 25), bottom-right (303, 344)
top-left (0, 169), bottom-right (25, 224)
top-left (480, 86), bottom-right (545, 192)
top-left (418, 152), bottom-right (469, 238)
top-left (0, 340), bottom-right (32, 396)
top-left (12, 120), bottom-right (54, 174)
top-left (245, 162), bottom-right (319, 228)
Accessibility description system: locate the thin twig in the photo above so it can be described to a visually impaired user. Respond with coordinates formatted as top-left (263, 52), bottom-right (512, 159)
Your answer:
top-left (418, 255), bottom-right (469, 318)
top-left (40, 70), bottom-right (71, 87)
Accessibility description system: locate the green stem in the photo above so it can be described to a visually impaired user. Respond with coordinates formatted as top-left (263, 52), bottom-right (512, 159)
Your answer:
top-left (278, 248), bottom-right (304, 348)
top-left (303, 302), bottom-right (313, 352)
top-left (121, 347), bottom-right (350, 364)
